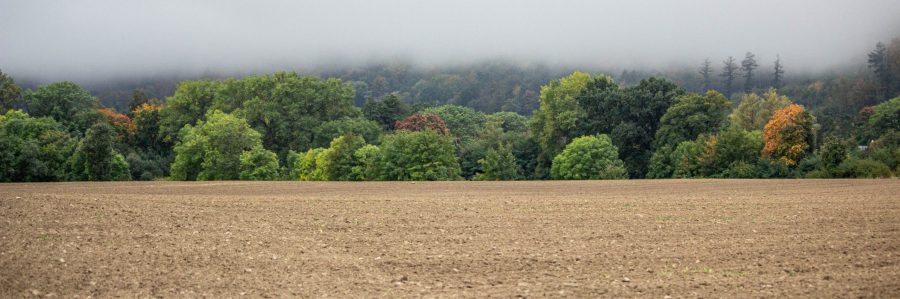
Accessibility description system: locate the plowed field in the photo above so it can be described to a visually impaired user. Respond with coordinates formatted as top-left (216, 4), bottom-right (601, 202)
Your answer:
top-left (1, 180), bottom-right (898, 297)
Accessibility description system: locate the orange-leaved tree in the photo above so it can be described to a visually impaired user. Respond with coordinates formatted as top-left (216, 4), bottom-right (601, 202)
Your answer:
top-left (98, 107), bottom-right (136, 143)
top-left (762, 104), bottom-right (815, 166)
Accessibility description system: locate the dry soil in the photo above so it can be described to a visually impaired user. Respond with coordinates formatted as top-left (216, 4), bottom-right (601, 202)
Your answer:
top-left (1, 180), bottom-right (899, 298)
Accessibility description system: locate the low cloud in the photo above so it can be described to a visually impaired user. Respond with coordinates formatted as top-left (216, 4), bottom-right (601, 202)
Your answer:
top-left (2, 0), bottom-right (899, 82)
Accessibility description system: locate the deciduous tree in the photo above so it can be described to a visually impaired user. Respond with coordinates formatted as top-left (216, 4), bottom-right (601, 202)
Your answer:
top-left (0, 69), bottom-right (22, 113)
top-left (69, 123), bottom-right (130, 181)
top-left (578, 77), bottom-right (685, 178)
top-left (529, 71), bottom-right (593, 177)
top-left (394, 113), bottom-right (450, 135)
top-left (762, 104), bottom-right (815, 166)
top-left (24, 81), bottom-right (101, 133)
top-left (730, 88), bottom-right (792, 131)
top-left (377, 130), bottom-right (460, 180)
top-left (550, 135), bottom-right (626, 180)
top-left (422, 104), bottom-right (486, 141)
top-left (170, 110), bottom-right (264, 180)
top-left (363, 93), bottom-right (411, 131)
top-left (0, 110), bottom-right (77, 182)
top-left (315, 134), bottom-right (367, 181)
top-left (654, 91), bottom-right (731, 149)
top-left (239, 145), bottom-right (280, 180)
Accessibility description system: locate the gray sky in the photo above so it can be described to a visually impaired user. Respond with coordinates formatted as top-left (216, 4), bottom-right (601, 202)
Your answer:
top-left (2, 0), bottom-right (899, 81)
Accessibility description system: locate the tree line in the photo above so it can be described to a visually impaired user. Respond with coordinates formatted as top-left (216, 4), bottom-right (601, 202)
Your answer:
top-left (1, 39), bottom-right (898, 182)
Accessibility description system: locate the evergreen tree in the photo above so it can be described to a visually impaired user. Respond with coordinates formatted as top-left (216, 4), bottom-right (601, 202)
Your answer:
top-left (699, 58), bottom-right (713, 91)
top-left (741, 52), bottom-right (759, 92)
top-left (868, 42), bottom-right (892, 98)
top-left (474, 143), bottom-right (521, 180)
top-left (720, 57), bottom-right (738, 96)
top-left (772, 55), bottom-right (785, 89)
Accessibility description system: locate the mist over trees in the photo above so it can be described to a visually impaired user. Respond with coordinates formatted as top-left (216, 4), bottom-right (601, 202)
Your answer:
top-left (1, 37), bottom-right (899, 182)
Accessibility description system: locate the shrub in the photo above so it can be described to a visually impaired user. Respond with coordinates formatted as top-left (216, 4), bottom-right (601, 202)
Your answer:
top-left (818, 136), bottom-right (849, 169)
top-left (297, 148), bottom-right (326, 181)
top-left (864, 147), bottom-right (899, 171)
top-left (550, 135), bottom-right (627, 180)
top-left (239, 146), bottom-right (280, 180)
top-left (833, 158), bottom-right (892, 178)
top-left (351, 144), bottom-right (382, 181)
top-left (755, 157), bottom-right (795, 178)
top-left (284, 150), bottom-right (303, 179)
top-left (805, 169), bottom-right (832, 178)
top-left (721, 161), bottom-right (757, 178)
top-left (315, 134), bottom-right (367, 181)
top-left (671, 140), bottom-right (704, 178)
top-left (796, 155), bottom-right (823, 175)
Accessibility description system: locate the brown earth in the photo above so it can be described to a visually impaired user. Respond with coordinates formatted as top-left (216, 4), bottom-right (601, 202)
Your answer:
top-left (1, 180), bottom-right (899, 298)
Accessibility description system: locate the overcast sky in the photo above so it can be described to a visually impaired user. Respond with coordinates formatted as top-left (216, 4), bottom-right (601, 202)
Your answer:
top-left (2, 0), bottom-right (899, 81)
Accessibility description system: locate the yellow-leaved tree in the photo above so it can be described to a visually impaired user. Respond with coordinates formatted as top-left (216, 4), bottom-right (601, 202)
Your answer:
top-left (762, 104), bottom-right (815, 166)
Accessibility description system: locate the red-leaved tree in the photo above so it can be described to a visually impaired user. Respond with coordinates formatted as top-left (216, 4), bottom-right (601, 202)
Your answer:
top-left (395, 113), bottom-right (450, 135)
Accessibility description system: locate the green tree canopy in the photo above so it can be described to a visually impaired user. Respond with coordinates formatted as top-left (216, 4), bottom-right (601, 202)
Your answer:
top-left (239, 145), bottom-right (280, 180)
top-left (312, 117), bottom-right (382, 148)
top-left (712, 128), bottom-right (764, 174)
top-left (363, 93), bottom-right (412, 131)
top-left (474, 143), bottom-right (522, 180)
top-left (867, 96), bottom-right (900, 141)
top-left (158, 80), bottom-right (221, 142)
top-left (410, 74), bottom-right (464, 105)
top-left (730, 88), bottom-right (792, 131)
top-left (654, 91), bottom-right (731, 149)
top-left (486, 111), bottom-right (528, 133)
top-left (315, 134), bottom-right (367, 181)
top-left (351, 144), bottom-right (382, 181)
top-left (170, 110), bottom-right (264, 180)
top-left (159, 72), bottom-right (360, 156)
top-left (577, 77), bottom-right (685, 178)
top-left (550, 135), bottom-right (627, 180)
top-left (422, 104), bottom-right (487, 141)
top-left (24, 81), bottom-right (102, 133)
top-left (296, 147), bottom-right (326, 181)
top-left (529, 71), bottom-right (594, 177)
top-left (377, 130), bottom-right (460, 180)
top-left (0, 110), bottom-right (77, 182)
top-left (0, 69), bottom-right (23, 113)
top-left (68, 123), bottom-right (131, 181)
top-left (647, 91), bottom-right (731, 178)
